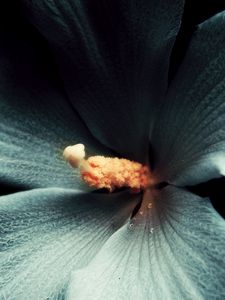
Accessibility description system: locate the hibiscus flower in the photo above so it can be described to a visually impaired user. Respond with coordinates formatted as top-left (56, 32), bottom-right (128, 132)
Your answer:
top-left (0, 1), bottom-right (225, 299)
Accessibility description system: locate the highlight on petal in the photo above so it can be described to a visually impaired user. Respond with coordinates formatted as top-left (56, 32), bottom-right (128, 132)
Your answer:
top-left (0, 16), bottom-right (112, 190)
top-left (151, 11), bottom-right (225, 186)
top-left (0, 188), bottom-right (138, 299)
top-left (22, 0), bottom-right (184, 161)
top-left (67, 186), bottom-right (225, 300)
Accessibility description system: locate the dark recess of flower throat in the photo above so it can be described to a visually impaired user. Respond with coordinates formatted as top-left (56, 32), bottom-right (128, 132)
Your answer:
top-left (0, 1), bottom-right (225, 219)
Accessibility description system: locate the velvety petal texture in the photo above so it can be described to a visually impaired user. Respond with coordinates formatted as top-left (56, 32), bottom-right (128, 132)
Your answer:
top-left (0, 188), bottom-right (138, 299)
top-left (67, 186), bottom-right (225, 300)
top-left (21, 0), bottom-right (184, 161)
top-left (0, 18), bottom-right (112, 190)
top-left (152, 11), bottom-right (225, 185)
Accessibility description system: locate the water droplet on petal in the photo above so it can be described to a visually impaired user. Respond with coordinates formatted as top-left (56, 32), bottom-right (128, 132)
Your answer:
top-left (129, 223), bottom-right (134, 229)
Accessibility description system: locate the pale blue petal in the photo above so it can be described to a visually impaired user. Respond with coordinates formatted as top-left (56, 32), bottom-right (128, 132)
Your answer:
top-left (0, 188), bottom-right (138, 299)
top-left (21, 0), bottom-right (184, 161)
top-left (0, 19), bottom-right (112, 189)
top-left (151, 11), bottom-right (225, 185)
top-left (67, 186), bottom-right (225, 300)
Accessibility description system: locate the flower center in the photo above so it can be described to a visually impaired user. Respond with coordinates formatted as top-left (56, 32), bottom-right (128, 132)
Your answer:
top-left (63, 144), bottom-right (154, 193)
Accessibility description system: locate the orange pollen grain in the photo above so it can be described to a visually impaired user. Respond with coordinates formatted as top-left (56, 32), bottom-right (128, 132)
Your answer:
top-left (63, 144), bottom-right (153, 192)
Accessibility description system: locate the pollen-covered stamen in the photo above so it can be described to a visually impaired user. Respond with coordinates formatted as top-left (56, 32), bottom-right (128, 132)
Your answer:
top-left (63, 144), bottom-right (153, 192)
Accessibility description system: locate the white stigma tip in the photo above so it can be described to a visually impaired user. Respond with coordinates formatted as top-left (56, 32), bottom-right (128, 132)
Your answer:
top-left (63, 144), bottom-right (86, 168)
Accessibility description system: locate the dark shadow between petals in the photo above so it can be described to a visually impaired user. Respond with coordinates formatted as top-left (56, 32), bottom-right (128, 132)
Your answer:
top-left (0, 180), bottom-right (26, 196)
top-left (169, 0), bottom-right (225, 83)
top-left (186, 177), bottom-right (225, 219)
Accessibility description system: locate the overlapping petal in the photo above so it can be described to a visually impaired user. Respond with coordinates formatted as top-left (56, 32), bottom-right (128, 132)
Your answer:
top-left (0, 19), bottom-right (112, 190)
top-left (0, 188), bottom-right (138, 299)
top-left (151, 11), bottom-right (225, 185)
top-left (67, 186), bottom-right (225, 300)
top-left (21, 0), bottom-right (184, 161)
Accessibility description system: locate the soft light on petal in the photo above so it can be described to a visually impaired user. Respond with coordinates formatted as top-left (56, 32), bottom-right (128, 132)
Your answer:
top-left (0, 188), bottom-right (138, 299)
top-left (21, 0), bottom-right (184, 161)
top-left (0, 17), bottom-right (112, 190)
top-left (67, 186), bottom-right (225, 300)
top-left (151, 11), bottom-right (225, 185)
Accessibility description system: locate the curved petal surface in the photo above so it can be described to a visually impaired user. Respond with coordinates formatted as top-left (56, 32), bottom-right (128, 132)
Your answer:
top-left (151, 11), bottom-right (225, 185)
top-left (0, 18), bottom-right (112, 189)
top-left (21, 0), bottom-right (184, 161)
top-left (67, 186), bottom-right (225, 300)
top-left (0, 188), bottom-right (138, 299)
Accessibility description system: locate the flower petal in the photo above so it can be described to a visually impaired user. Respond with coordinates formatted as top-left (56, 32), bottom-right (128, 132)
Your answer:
top-left (0, 188), bottom-right (138, 299)
top-left (0, 17), bottom-right (112, 189)
top-left (22, 0), bottom-right (184, 161)
top-left (151, 11), bottom-right (225, 185)
top-left (67, 186), bottom-right (225, 300)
